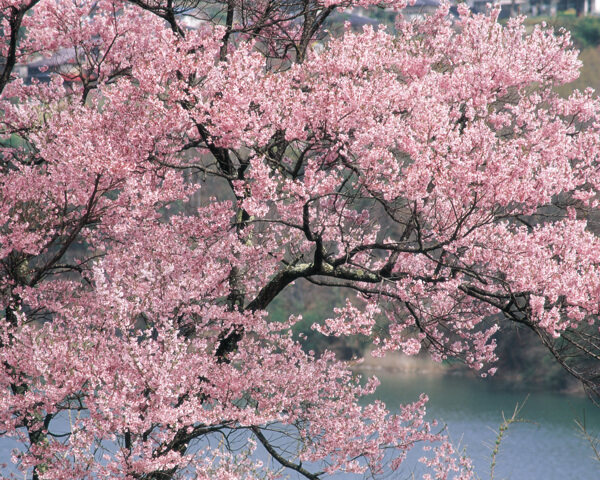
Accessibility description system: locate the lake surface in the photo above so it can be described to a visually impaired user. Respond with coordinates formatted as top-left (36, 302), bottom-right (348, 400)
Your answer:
top-left (355, 371), bottom-right (600, 480)
top-left (2, 372), bottom-right (599, 479)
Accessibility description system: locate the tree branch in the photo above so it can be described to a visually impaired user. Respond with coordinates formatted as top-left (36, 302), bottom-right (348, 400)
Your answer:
top-left (251, 426), bottom-right (323, 480)
top-left (0, 0), bottom-right (41, 95)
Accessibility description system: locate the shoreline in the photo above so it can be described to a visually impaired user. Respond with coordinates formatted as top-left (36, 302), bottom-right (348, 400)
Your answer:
top-left (350, 350), bottom-right (448, 375)
top-left (350, 350), bottom-right (587, 396)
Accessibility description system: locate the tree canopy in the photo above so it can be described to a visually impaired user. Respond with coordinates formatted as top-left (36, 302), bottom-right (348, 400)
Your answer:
top-left (1, 0), bottom-right (599, 478)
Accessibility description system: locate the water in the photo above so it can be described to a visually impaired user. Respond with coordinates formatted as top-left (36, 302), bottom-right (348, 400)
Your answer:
top-left (1, 373), bottom-right (599, 479)
top-left (361, 371), bottom-right (600, 480)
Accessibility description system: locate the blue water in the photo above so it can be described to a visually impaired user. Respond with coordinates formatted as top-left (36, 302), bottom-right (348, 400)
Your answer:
top-left (1, 373), bottom-right (599, 479)
top-left (362, 372), bottom-right (600, 480)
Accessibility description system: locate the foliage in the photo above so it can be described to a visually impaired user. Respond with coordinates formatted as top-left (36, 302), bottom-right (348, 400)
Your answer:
top-left (551, 14), bottom-right (600, 49)
top-left (522, 16), bottom-right (600, 97)
top-left (523, 14), bottom-right (600, 49)
top-left (489, 324), bottom-right (576, 391)
top-left (553, 45), bottom-right (600, 97)
top-left (268, 280), bottom-right (372, 359)
top-left (1, 1), bottom-right (600, 479)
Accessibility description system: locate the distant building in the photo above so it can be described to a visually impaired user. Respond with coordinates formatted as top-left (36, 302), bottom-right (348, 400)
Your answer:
top-left (471, 0), bottom-right (527, 17)
top-left (17, 48), bottom-right (78, 84)
top-left (402, 0), bottom-right (443, 18)
top-left (419, 0), bottom-right (600, 17)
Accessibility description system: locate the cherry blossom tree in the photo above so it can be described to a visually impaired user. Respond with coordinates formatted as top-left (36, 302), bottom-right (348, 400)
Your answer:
top-left (1, 0), bottom-right (600, 478)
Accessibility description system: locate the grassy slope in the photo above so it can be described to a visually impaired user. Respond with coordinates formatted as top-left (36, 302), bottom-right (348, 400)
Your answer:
top-left (556, 46), bottom-right (600, 97)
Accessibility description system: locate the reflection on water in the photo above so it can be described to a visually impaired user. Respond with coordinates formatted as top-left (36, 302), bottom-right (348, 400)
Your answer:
top-left (362, 372), bottom-right (600, 480)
